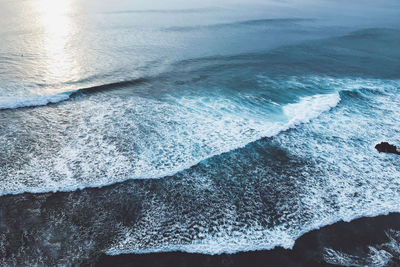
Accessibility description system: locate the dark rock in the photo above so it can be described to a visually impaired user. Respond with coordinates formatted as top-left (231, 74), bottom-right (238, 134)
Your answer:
top-left (375, 142), bottom-right (400, 155)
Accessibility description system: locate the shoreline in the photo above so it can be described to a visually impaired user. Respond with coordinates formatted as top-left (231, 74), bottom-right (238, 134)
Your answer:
top-left (95, 213), bottom-right (400, 266)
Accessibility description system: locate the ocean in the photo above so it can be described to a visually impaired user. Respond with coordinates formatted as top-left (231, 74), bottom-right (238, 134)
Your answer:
top-left (0, 0), bottom-right (400, 265)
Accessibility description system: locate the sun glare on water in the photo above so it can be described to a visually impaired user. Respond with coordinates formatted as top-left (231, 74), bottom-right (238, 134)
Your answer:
top-left (33, 0), bottom-right (79, 87)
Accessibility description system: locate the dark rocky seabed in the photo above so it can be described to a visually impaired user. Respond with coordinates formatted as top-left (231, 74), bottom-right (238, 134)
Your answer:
top-left (96, 213), bottom-right (400, 267)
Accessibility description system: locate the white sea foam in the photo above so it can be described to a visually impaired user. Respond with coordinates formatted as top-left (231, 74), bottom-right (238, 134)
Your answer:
top-left (283, 93), bottom-right (340, 126)
top-left (103, 78), bottom-right (400, 256)
top-left (0, 92), bottom-right (72, 109)
top-left (0, 89), bottom-right (340, 196)
top-left (1, 77), bottom-right (400, 261)
top-left (1, 77), bottom-right (398, 197)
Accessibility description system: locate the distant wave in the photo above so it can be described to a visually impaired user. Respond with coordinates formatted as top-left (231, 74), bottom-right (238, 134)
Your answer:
top-left (165, 18), bottom-right (312, 32)
top-left (3, 27), bottom-right (398, 110)
top-left (0, 78), bottom-right (149, 110)
top-left (104, 7), bottom-right (220, 15)
top-left (71, 77), bottom-right (149, 94)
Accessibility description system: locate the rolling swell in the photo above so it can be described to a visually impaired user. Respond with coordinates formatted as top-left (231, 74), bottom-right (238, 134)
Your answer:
top-left (165, 18), bottom-right (313, 32)
top-left (103, 7), bottom-right (220, 15)
top-left (0, 78), bottom-right (149, 110)
top-left (1, 28), bottom-right (398, 110)
top-left (71, 78), bottom-right (150, 95)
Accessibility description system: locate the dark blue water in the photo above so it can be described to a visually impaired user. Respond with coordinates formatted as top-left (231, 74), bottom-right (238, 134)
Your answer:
top-left (0, 0), bottom-right (400, 265)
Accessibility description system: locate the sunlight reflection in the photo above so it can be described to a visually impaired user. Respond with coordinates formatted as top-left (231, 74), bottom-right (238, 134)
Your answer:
top-left (34, 0), bottom-right (77, 87)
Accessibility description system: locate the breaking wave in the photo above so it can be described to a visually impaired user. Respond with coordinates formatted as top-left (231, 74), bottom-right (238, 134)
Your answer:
top-left (0, 89), bottom-right (340, 195)
top-left (0, 78), bottom-right (148, 110)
